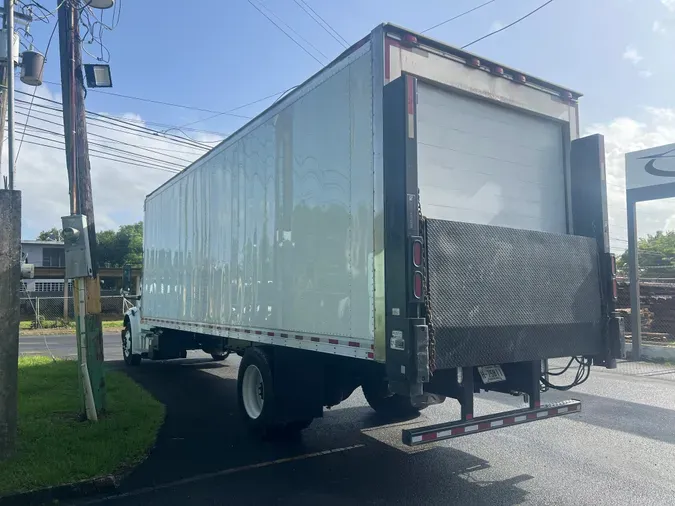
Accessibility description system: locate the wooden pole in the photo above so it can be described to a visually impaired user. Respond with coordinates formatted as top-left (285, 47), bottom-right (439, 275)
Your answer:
top-left (57, 0), bottom-right (105, 414)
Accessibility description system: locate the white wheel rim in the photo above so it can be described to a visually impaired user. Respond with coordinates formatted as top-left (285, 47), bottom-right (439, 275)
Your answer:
top-left (124, 329), bottom-right (132, 357)
top-left (242, 365), bottom-right (264, 419)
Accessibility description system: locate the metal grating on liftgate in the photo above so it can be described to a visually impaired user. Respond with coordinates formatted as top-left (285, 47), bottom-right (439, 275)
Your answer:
top-left (425, 220), bottom-right (604, 369)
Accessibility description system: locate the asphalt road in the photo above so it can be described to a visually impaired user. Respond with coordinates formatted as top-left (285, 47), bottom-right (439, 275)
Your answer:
top-left (19, 332), bottom-right (123, 361)
top-left (40, 349), bottom-right (671, 506)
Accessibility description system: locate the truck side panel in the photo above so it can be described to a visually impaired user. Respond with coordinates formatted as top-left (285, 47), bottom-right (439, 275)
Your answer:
top-left (142, 43), bottom-right (376, 351)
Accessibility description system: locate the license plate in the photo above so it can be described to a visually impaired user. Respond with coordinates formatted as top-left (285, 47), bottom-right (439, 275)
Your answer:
top-left (478, 365), bottom-right (506, 384)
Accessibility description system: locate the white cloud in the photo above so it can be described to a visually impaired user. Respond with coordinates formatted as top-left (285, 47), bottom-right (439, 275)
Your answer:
top-left (653, 20), bottom-right (667, 34)
top-left (622, 45), bottom-right (643, 65)
top-left (662, 0), bottom-right (675, 12)
top-left (586, 108), bottom-right (675, 253)
top-left (4, 84), bottom-right (221, 239)
top-left (639, 69), bottom-right (653, 78)
top-left (490, 20), bottom-right (504, 32)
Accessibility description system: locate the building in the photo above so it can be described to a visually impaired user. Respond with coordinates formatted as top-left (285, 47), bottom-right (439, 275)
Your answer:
top-left (20, 240), bottom-right (70, 293)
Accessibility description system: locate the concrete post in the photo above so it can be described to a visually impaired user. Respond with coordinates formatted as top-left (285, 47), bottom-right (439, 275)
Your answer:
top-left (0, 189), bottom-right (21, 460)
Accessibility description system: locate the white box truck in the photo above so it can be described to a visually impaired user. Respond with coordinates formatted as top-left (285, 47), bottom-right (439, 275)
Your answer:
top-left (122, 24), bottom-right (624, 444)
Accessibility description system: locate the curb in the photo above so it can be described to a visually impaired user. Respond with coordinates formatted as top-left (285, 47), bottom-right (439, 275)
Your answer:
top-left (624, 342), bottom-right (675, 362)
top-left (0, 475), bottom-right (119, 506)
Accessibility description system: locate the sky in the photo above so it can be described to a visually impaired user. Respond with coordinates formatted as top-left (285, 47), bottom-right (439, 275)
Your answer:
top-left (5, 0), bottom-right (675, 254)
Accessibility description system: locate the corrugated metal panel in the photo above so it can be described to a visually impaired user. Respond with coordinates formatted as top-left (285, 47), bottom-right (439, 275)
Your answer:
top-left (417, 82), bottom-right (567, 234)
top-left (143, 47), bottom-right (375, 343)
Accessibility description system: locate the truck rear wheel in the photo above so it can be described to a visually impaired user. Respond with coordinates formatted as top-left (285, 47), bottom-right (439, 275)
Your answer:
top-left (362, 377), bottom-right (424, 419)
top-left (237, 347), bottom-right (312, 438)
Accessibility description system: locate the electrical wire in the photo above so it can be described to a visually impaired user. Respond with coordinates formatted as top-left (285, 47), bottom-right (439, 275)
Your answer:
top-left (293, 0), bottom-right (347, 48)
top-left (462, 0), bottom-right (556, 49)
top-left (422, 0), bottom-right (498, 34)
top-left (14, 100), bottom-right (225, 141)
top-left (41, 79), bottom-right (254, 119)
top-left (17, 135), bottom-right (183, 174)
top-left (541, 356), bottom-right (591, 391)
top-left (246, 0), bottom-right (324, 65)
top-left (17, 125), bottom-right (188, 170)
top-left (14, 91), bottom-right (214, 149)
top-left (178, 89), bottom-right (288, 129)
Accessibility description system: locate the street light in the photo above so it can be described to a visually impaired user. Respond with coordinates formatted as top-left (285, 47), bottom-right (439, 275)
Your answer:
top-left (87, 0), bottom-right (115, 9)
top-left (84, 63), bottom-right (112, 88)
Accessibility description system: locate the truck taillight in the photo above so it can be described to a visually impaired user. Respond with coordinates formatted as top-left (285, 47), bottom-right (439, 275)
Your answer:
top-left (413, 272), bottom-right (423, 299)
top-left (412, 239), bottom-right (423, 267)
top-left (410, 236), bottom-right (424, 301)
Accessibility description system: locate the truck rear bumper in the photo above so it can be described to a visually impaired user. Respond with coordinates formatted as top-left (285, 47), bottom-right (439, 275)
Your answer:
top-left (402, 399), bottom-right (581, 446)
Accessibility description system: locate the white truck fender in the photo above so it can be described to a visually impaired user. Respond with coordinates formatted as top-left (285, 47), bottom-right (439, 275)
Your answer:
top-left (123, 306), bottom-right (142, 354)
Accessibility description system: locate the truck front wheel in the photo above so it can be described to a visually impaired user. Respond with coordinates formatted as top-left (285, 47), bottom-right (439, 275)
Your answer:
top-left (122, 325), bottom-right (141, 366)
top-left (237, 347), bottom-right (312, 438)
top-left (362, 377), bottom-right (425, 419)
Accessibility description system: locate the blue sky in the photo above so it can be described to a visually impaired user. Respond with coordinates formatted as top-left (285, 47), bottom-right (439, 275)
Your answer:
top-left (14, 0), bottom-right (675, 248)
top-left (25, 0), bottom-right (672, 134)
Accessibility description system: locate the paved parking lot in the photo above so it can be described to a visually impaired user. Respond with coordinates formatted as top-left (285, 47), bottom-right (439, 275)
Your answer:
top-left (58, 352), bottom-right (675, 505)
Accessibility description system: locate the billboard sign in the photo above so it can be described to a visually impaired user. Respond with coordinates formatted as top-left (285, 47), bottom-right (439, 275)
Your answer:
top-left (625, 143), bottom-right (675, 191)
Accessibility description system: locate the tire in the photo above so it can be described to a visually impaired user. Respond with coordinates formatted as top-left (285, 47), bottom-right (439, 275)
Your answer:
top-left (237, 347), bottom-right (312, 439)
top-left (362, 377), bottom-right (424, 419)
top-left (122, 325), bottom-right (142, 366)
top-left (211, 352), bottom-right (230, 362)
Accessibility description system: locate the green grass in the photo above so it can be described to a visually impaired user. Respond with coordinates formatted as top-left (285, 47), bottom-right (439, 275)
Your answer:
top-left (19, 320), bottom-right (123, 330)
top-left (0, 356), bottom-right (165, 496)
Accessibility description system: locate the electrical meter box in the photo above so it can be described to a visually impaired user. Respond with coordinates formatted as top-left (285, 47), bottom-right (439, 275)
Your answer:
top-left (61, 214), bottom-right (93, 279)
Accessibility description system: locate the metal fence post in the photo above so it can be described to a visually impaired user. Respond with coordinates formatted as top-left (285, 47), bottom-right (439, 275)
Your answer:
top-left (35, 297), bottom-right (40, 328)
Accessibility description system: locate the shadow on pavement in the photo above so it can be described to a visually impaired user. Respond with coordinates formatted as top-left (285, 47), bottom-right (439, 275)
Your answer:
top-left (104, 357), bottom-right (535, 505)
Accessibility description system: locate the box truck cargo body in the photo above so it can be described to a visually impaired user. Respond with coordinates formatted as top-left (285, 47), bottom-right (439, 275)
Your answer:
top-left (123, 24), bottom-right (624, 443)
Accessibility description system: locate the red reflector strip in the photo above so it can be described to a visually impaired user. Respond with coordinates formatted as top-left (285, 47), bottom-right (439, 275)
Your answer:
top-left (329, 339), bottom-right (339, 345)
top-left (267, 332), bottom-right (275, 337)
top-left (255, 331), bottom-right (262, 335)
top-left (421, 432), bottom-right (437, 442)
top-left (367, 352), bottom-right (374, 359)
top-left (348, 341), bottom-right (360, 348)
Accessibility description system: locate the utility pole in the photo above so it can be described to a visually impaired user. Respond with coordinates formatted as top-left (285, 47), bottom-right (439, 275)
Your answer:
top-left (0, 0), bottom-right (19, 461)
top-left (57, 0), bottom-right (105, 417)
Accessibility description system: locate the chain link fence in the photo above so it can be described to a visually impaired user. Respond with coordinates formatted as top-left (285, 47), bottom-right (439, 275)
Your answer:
top-left (20, 295), bottom-right (125, 330)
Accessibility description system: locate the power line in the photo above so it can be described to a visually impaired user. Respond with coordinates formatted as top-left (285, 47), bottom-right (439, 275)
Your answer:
top-left (14, 100), bottom-right (224, 142)
top-left (179, 89), bottom-right (286, 129)
top-left (15, 118), bottom-right (195, 165)
top-left (17, 129), bottom-right (187, 172)
top-left (13, 105), bottom-right (209, 153)
top-left (16, 135), bottom-right (181, 174)
top-left (423, 0), bottom-right (499, 34)
top-left (14, 92), bottom-right (213, 149)
top-left (246, 0), bottom-right (324, 65)
top-left (293, 0), bottom-right (348, 48)
top-left (41, 79), bottom-right (254, 119)
top-left (462, 0), bottom-right (556, 49)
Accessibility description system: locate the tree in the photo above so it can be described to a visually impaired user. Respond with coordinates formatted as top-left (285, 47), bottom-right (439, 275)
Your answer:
top-left (97, 222), bottom-right (143, 268)
top-left (617, 230), bottom-right (675, 278)
top-left (36, 227), bottom-right (64, 242)
top-left (37, 222), bottom-right (143, 268)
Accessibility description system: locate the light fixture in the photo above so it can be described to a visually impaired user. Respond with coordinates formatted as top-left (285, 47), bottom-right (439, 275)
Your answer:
top-left (84, 63), bottom-right (113, 88)
top-left (87, 0), bottom-right (115, 9)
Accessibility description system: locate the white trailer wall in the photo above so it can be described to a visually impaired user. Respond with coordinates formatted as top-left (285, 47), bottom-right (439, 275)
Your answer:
top-left (143, 44), bottom-right (375, 345)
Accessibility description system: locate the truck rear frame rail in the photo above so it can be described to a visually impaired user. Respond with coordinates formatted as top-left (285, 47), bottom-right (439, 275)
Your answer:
top-left (402, 399), bottom-right (581, 446)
